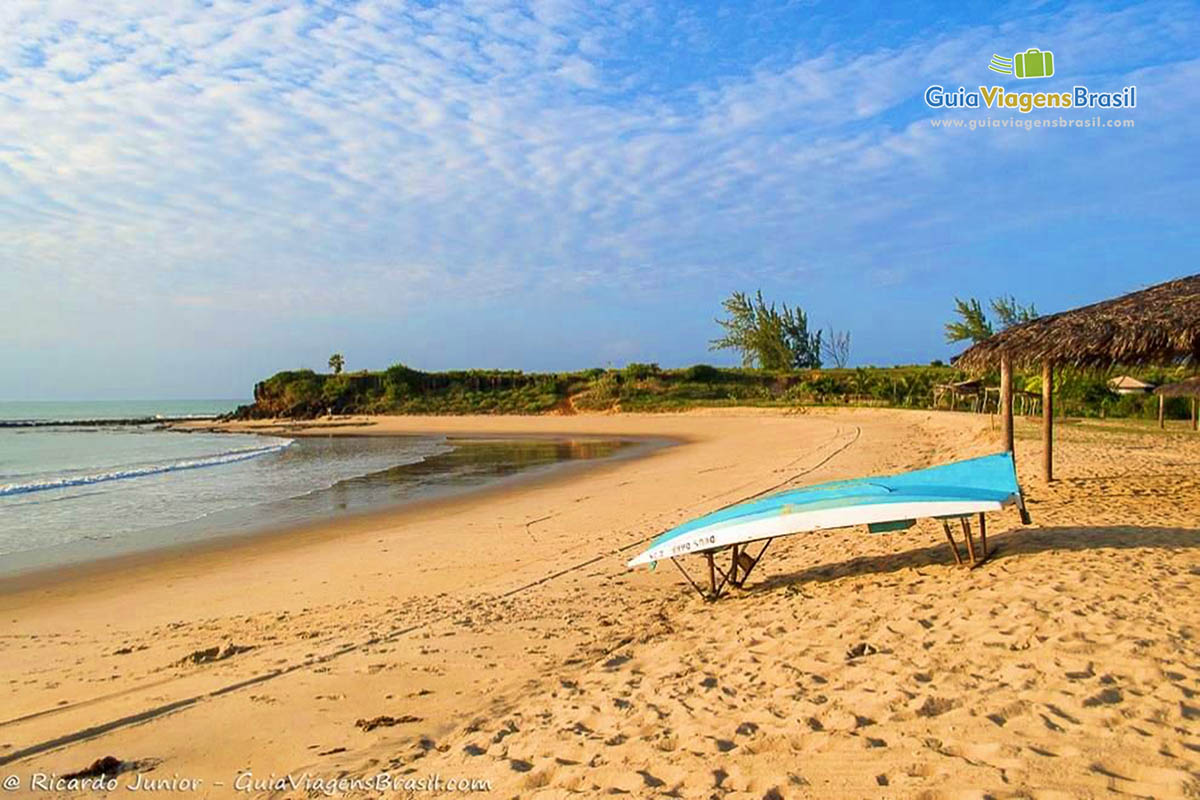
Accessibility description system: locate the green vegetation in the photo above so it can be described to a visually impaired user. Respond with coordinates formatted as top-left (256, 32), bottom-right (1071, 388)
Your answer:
top-left (990, 295), bottom-right (1039, 328)
top-left (236, 293), bottom-right (1192, 422)
top-left (236, 363), bottom-right (1191, 421)
top-left (710, 290), bottom-right (822, 369)
top-left (945, 295), bottom-right (1038, 343)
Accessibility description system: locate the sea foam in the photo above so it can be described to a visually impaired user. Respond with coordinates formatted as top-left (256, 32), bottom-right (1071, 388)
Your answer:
top-left (0, 439), bottom-right (294, 497)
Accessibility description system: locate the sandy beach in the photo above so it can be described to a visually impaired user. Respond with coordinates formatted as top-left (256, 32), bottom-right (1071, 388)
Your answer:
top-left (2, 407), bottom-right (1198, 798)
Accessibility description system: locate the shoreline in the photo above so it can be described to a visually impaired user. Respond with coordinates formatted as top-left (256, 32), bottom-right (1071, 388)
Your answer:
top-left (0, 429), bottom-right (678, 599)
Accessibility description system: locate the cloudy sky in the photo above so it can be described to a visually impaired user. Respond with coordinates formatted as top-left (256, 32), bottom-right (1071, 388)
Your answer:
top-left (2, 0), bottom-right (1196, 399)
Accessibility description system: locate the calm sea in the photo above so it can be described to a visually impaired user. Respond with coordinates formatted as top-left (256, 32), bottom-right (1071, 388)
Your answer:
top-left (0, 401), bottom-right (631, 577)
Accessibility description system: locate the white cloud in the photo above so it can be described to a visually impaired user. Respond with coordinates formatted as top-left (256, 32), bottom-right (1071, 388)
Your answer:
top-left (0, 0), bottom-right (1196, 340)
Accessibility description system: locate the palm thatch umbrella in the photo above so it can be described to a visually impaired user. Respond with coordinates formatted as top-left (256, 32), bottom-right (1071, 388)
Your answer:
top-left (1155, 376), bottom-right (1200, 431)
top-left (1108, 375), bottom-right (1154, 394)
top-left (955, 274), bottom-right (1200, 480)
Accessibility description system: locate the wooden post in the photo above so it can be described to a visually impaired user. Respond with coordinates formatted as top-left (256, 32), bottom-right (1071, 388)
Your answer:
top-left (961, 517), bottom-right (977, 563)
top-left (1000, 352), bottom-right (1014, 453)
top-left (941, 521), bottom-right (963, 565)
top-left (1042, 360), bottom-right (1054, 482)
top-left (978, 513), bottom-right (988, 559)
top-left (706, 552), bottom-right (716, 599)
top-left (1158, 394), bottom-right (1165, 429)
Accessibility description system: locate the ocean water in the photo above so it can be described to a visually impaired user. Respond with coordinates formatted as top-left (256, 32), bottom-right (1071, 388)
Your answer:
top-left (0, 399), bottom-right (241, 425)
top-left (0, 401), bottom-right (632, 576)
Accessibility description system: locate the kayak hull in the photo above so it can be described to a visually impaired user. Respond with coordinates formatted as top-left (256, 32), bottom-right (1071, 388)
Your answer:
top-left (628, 452), bottom-right (1023, 568)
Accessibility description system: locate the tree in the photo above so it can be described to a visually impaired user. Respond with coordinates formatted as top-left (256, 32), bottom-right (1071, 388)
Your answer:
top-left (710, 290), bottom-right (822, 370)
top-left (822, 328), bottom-right (851, 368)
top-left (944, 298), bottom-right (994, 344)
top-left (990, 295), bottom-right (1038, 328)
top-left (328, 353), bottom-right (344, 375)
top-left (945, 296), bottom-right (1039, 344)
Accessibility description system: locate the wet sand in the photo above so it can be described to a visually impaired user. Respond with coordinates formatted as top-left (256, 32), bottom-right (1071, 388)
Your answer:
top-left (1, 408), bottom-right (1197, 798)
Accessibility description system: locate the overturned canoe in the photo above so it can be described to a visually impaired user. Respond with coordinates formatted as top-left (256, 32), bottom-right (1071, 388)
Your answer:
top-left (628, 452), bottom-right (1029, 594)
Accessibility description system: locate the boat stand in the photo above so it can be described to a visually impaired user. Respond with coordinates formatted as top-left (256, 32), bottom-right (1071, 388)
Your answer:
top-left (671, 504), bottom-right (1024, 600)
top-left (941, 513), bottom-right (992, 568)
top-left (671, 539), bottom-right (774, 601)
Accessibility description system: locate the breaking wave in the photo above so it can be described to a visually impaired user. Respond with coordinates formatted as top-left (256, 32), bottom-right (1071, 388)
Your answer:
top-left (0, 439), bottom-right (294, 497)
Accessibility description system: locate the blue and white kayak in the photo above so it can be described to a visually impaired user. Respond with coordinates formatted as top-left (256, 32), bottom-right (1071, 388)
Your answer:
top-left (628, 452), bottom-right (1026, 567)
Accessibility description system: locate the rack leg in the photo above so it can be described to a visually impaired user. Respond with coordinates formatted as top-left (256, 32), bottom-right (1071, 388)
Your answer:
top-left (960, 517), bottom-right (977, 563)
top-left (941, 521), bottom-right (963, 565)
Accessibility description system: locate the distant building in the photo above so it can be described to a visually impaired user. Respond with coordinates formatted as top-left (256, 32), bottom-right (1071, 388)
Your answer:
top-left (1108, 375), bottom-right (1154, 394)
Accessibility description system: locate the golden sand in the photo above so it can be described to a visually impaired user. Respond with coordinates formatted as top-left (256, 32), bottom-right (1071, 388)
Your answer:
top-left (1, 408), bottom-right (1197, 798)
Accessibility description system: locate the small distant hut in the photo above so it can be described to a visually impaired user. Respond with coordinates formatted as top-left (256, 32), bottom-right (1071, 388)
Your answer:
top-left (1155, 376), bottom-right (1200, 431)
top-left (955, 274), bottom-right (1200, 480)
top-left (1108, 375), bottom-right (1154, 394)
top-left (933, 379), bottom-right (984, 411)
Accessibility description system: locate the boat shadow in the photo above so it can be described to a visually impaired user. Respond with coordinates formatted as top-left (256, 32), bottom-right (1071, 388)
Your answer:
top-left (750, 525), bottom-right (1200, 593)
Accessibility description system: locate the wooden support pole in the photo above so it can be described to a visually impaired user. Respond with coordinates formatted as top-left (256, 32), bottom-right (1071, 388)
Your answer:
top-left (961, 517), bottom-right (977, 564)
top-left (736, 549), bottom-right (755, 578)
top-left (1000, 352), bottom-right (1014, 453)
top-left (1042, 360), bottom-right (1054, 482)
top-left (736, 539), bottom-right (773, 588)
top-left (978, 512), bottom-right (988, 558)
top-left (730, 544), bottom-right (740, 586)
top-left (670, 557), bottom-right (706, 599)
top-left (1159, 394), bottom-right (1165, 429)
top-left (941, 521), bottom-right (963, 565)
top-left (706, 551), bottom-right (716, 599)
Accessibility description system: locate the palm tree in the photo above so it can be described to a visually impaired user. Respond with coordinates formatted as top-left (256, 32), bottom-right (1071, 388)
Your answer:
top-left (328, 353), bottom-right (344, 375)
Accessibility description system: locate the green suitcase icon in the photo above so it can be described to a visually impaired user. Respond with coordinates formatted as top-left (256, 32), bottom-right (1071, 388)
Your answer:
top-left (1014, 48), bottom-right (1054, 79)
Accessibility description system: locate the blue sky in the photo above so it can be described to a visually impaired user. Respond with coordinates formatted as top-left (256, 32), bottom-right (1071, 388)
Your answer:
top-left (1, 0), bottom-right (1196, 399)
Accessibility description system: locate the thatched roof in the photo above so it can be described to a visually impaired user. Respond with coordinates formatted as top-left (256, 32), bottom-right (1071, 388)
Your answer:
top-left (1155, 376), bottom-right (1200, 397)
top-left (1108, 375), bottom-right (1153, 391)
top-left (955, 274), bottom-right (1200, 371)
top-left (935, 379), bottom-right (983, 391)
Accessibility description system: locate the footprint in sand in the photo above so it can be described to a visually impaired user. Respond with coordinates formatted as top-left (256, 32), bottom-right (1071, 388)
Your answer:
top-left (1081, 687), bottom-right (1123, 707)
top-left (636, 770), bottom-right (665, 788)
